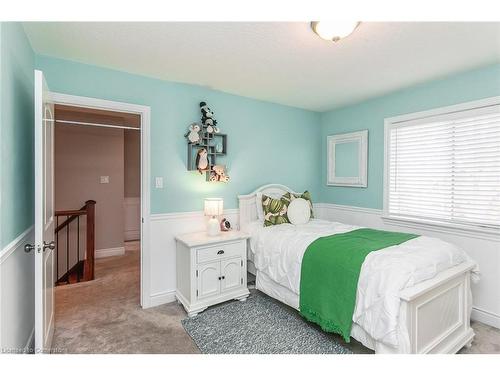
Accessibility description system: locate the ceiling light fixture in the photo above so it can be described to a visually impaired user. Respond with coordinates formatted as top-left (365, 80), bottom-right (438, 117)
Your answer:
top-left (311, 21), bottom-right (360, 42)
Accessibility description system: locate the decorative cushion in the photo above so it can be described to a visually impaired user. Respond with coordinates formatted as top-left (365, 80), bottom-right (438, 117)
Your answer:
top-left (262, 194), bottom-right (290, 227)
top-left (287, 198), bottom-right (311, 225)
top-left (256, 192), bottom-right (264, 221)
top-left (282, 191), bottom-right (314, 218)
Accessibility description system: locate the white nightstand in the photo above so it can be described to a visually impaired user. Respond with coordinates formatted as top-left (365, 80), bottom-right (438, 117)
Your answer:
top-left (175, 231), bottom-right (250, 317)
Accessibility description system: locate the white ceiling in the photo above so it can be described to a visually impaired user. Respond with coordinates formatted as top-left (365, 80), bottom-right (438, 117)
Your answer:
top-left (23, 22), bottom-right (500, 112)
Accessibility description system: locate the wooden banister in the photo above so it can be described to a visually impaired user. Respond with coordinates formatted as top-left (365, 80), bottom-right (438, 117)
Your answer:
top-left (55, 200), bottom-right (96, 284)
top-left (55, 209), bottom-right (87, 233)
top-left (84, 200), bottom-right (96, 281)
top-left (56, 209), bottom-right (87, 217)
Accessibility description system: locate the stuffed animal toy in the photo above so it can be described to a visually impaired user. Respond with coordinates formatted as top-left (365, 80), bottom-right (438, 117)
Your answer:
top-left (209, 165), bottom-right (230, 182)
top-left (185, 123), bottom-right (201, 144)
top-left (199, 101), bottom-right (220, 133)
top-left (203, 118), bottom-right (219, 134)
top-left (195, 148), bottom-right (209, 174)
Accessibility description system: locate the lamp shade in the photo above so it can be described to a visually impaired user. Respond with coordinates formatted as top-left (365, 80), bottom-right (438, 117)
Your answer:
top-left (204, 198), bottom-right (223, 217)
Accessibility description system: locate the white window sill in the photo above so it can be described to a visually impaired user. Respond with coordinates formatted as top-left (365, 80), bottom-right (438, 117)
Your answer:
top-left (381, 215), bottom-right (500, 242)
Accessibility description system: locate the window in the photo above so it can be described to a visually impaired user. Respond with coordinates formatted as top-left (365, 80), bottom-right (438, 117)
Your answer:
top-left (384, 98), bottom-right (500, 231)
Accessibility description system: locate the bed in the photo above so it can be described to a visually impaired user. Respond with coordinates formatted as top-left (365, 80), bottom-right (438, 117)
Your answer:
top-left (238, 184), bottom-right (477, 354)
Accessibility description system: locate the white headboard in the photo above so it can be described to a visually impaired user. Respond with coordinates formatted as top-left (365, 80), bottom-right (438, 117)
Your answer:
top-left (238, 184), bottom-right (300, 230)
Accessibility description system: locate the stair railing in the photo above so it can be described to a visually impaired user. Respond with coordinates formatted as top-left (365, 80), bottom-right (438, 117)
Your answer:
top-left (55, 200), bottom-right (96, 284)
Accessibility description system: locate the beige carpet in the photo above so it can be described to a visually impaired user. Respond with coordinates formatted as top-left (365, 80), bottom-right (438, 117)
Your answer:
top-left (51, 241), bottom-right (500, 354)
top-left (52, 241), bottom-right (199, 354)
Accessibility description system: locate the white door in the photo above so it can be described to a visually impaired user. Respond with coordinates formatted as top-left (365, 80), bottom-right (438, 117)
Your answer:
top-left (197, 261), bottom-right (220, 300)
top-left (34, 70), bottom-right (55, 353)
top-left (220, 257), bottom-right (242, 292)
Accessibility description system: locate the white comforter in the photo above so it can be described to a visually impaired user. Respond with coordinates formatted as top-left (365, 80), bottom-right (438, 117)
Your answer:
top-left (247, 219), bottom-right (476, 347)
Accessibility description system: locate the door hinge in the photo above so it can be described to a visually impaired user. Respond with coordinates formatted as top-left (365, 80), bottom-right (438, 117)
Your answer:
top-left (196, 289), bottom-right (198, 297)
top-left (142, 217), bottom-right (144, 223)
top-left (241, 260), bottom-right (243, 267)
top-left (241, 278), bottom-right (243, 285)
top-left (196, 270), bottom-right (198, 277)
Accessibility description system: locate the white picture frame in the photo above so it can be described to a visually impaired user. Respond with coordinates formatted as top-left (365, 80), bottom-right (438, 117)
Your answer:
top-left (327, 130), bottom-right (368, 187)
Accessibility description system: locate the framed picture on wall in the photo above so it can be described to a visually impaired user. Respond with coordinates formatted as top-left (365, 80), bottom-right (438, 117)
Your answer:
top-left (327, 130), bottom-right (368, 187)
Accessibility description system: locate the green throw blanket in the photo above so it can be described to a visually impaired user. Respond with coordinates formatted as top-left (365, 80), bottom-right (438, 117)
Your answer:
top-left (299, 228), bottom-right (419, 342)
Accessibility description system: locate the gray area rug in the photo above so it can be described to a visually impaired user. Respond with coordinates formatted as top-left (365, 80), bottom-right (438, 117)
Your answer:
top-left (181, 291), bottom-right (352, 354)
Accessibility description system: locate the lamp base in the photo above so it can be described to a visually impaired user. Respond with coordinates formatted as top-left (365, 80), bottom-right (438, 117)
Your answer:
top-left (207, 217), bottom-right (220, 237)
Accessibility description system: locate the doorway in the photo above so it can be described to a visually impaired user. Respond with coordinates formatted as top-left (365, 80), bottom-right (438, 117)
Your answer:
top-left (50, 93), bottom-right (151, 308)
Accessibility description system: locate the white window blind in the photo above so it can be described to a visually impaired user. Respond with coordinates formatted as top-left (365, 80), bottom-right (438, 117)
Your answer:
top-left (387, 103), bottom-right (500, 230)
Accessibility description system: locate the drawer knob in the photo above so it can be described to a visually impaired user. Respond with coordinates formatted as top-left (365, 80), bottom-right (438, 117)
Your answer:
top-left (222, 276), bottom-right (225, 280)
top-left (217, 250), bottom-right (224, 255)
top-left (218, 276), bottom-right (222, 280)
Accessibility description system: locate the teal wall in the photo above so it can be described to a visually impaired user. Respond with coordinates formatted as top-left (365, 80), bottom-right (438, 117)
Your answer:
top-left (36, 55), bottom-right (322, 214)
top-left (320, 63), bottom-right (500, 209)
top-left (0, 23), bottom-right (35, 247)
top-left (2, 23), bottom-right (499, 237)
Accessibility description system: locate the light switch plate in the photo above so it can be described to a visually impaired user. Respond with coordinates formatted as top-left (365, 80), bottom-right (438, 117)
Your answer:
top-left (155, 177), bottom-right (163, 189)
top-left (100, 176), bottom-right (110, 184)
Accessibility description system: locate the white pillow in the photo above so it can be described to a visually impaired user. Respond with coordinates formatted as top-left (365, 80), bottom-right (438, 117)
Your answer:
top-left (287, 198), bottom-right (311, 225)
top-left (256, 192), bottom-right (264, 221)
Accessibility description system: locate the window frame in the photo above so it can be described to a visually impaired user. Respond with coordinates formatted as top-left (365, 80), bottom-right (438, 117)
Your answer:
top-left (383, 96), bottom-right (500, 236)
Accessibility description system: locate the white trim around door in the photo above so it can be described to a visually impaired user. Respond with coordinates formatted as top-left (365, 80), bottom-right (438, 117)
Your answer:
top-left (50, 92), bottom-right (152, 308)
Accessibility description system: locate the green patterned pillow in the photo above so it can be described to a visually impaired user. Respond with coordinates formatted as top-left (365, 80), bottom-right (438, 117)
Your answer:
top-left (282, 191), bottom-right (314, 218)
top-left (262, 194), bottom-right (290, 227)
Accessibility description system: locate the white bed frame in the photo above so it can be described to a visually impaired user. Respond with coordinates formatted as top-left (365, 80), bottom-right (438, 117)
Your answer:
top-left (238, 184), bottom-right (475, 354)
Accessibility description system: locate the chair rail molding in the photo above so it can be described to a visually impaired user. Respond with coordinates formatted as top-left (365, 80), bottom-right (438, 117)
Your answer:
top-left (0, 226), bottom-right (34, 264)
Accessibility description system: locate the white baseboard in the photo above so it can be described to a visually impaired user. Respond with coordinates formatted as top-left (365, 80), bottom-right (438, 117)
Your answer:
top-left (95, 246), bottom-right (125, 258)
top-left (147, 290), bottom-right (176, 308)
top-left (472, 307), bottom-right (500, 329)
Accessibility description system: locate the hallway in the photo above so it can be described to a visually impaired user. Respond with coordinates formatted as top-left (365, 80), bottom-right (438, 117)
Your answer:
top-left (51, 241), bottom-right (199, 353)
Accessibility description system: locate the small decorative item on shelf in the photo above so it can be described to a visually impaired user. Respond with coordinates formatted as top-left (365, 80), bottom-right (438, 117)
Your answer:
top-left (196, 148), bottom-right (209, 174)
top-left (204, 198), bottom-right (223, 236)
top-left (200, 102), bottom-right (220, 134)
top-left (209, 165), bottom-right (230, 182)
top-left (186, 101), bottom-right (228, 181)
top-left (220, 218), bottom-right (231, 232)
top-left (185, 123), bottom-right (201, 144)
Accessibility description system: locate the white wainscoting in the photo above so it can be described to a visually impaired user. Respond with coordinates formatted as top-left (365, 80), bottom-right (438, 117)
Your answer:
top-left (147, 203), bottom-right (499, 329)
top-left (147, 209), bottom-right (239, 308)
top-left (314, 203), bottom-right (500, 329)
top-left (0, 226), bottom-right (35, 352)
top-left (124, 197), bottom-right (140, 241)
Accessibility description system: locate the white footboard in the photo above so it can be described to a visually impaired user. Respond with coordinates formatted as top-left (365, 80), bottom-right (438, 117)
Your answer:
top-left (398, 261), bottom-right (475, 354)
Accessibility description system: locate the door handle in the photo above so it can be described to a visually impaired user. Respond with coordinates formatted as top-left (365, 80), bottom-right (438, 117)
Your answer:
top-left (24, 244), bottom-right (35, 253)
top-left (43, 241), bottom-right (56, 252)
top-left (217, 250), bottom-right (224, 255)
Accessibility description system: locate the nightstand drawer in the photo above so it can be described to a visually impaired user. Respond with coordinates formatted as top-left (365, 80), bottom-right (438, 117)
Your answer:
top-left (197, 241), bottom-right (244, 264)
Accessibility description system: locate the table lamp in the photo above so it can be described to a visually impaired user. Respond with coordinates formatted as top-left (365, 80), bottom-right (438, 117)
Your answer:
top-left (204, 198), bottom-right (223, 236)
